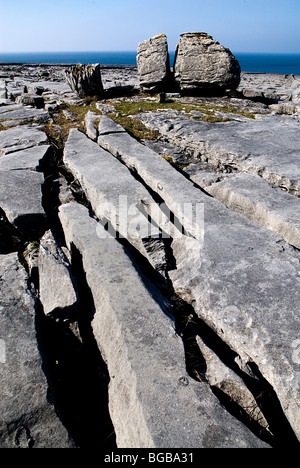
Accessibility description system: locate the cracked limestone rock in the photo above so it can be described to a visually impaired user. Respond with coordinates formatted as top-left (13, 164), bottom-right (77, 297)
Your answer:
top-left (38, 230), bottom-right (78, 317)
top-left (64, 128), bottom-right (168, 275)
top-left (65, 63), bottom-right (104, 98)
top-left (0, 170), bottom-right (46, 238)
top-left (136, 111), bottom-right (300, 196)
top-left (0, 252), bottom-right (74, 448)
top-left (0, 125), bottom-right (48, 156)
top-left (0, 145), bottom-right (50, 172)
top-left (174, 32), bottom-right (241, 93)
top-left (58, 201), bottom-right (270, 448)
top-left (97, 116), bottom-right (300, 441)
top-left (137, 34), bottom-right (172, 92)
top-left (205, 173), bottom-right (300, 250)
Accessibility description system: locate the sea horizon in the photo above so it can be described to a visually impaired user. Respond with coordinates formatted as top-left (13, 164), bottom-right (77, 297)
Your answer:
top-left (1, 51), bottom-right (300, 75)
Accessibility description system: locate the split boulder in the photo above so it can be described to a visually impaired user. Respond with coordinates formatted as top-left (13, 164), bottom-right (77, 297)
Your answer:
top-left (65, 64), bottom-right (104, 98)
top-left (174, 32), bottom-right (241, 93)
top-left (137, 34), bottom-right (172, 92)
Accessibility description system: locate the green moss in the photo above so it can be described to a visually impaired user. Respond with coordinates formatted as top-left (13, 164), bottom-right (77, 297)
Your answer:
top-left (44, 100), bottom-right (102, 146)
top-left (162, 155), bottom-right (174, 164)
top-left (108, 99), bottom-right (256, 122)
top-left (199, 115), bottom-right (233, 123)
top-left (111, 114), bottom-right (159, 140)
top-left (0, 118), bottom-right (37, 130)
top-left (23, 240), bottom-right (40, 258)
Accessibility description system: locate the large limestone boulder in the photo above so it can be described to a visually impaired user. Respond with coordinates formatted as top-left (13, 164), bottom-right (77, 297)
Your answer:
top-left (65, 64), bottom-right (104, 98)
top-left (137, 34), bottom-right (172, 92)
top-left (174, 32), bottom-right (241, 94)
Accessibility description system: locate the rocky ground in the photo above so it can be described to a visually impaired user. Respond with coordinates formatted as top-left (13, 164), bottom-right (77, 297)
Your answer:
top-left (0, 63), bottom-right (300, 449)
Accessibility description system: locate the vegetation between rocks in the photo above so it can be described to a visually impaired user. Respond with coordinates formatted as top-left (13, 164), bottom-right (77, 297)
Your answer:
top-left (41, 93), bottom-right (256, 146)
top-left (108, 98), bottom-right (256, 120)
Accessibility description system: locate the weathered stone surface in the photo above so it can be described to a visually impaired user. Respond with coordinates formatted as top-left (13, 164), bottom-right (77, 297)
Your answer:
top-left (0, 103), bottom-right (50, 127)
top-left (136, 111), bottom-right (300, 196)
top-left (196, 336), bottom-right (270, 434)
top-left (0, 170), bottom-right (46, 238)
top-left (84, 110), bottom-right (99, 141)
top-left (0, 125), bottom-right (48, 156)
top-left (174, 32), bottom-right (241, 93)
top-left (98, 114), bottom-right (126, 135)
top-left (137, 34), bottom-right (171, 92)
top-left (65, 64), bottom-right (104, 98)
top-left (0, 252), bottom-right (73, 448)
top-left (204, 173), bottom-right (300, 249)
top-left (26, 84), bottom-right (45, 95)
top-left (169, 228), bottom-right (300, 442)
top-left (2, 63), bottom-right (300, 448)
top-left (97, 116), bottom-right (300, 441)
top-left (0, 145), bottom-right (50, 171)
top-left (97, 116), bottom-right (204, 240)
top-left (0, 80), bottom-right (7, 99)
top-left (64, 128), bottom-right (167, 274)
top-left (15, 93), bottom-right (45, 109)
top-left (38, 230), bottom-right (78, 317)
top-left (58, 201), bottom-right (269, 448)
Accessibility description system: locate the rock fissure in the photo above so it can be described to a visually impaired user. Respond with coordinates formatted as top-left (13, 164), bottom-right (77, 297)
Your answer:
top-left (23, 132), bottom-right (117, 448)
top-left (51, 123), bottom-right (272, 447)
top-left (169, 293), bottom-right (299, 448)
top-left (82, 109), bottom-right (298, 447)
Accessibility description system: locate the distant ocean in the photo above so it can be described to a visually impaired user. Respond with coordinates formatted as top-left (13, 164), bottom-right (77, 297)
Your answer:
top-left (1, 51), bottom-right (300, 75)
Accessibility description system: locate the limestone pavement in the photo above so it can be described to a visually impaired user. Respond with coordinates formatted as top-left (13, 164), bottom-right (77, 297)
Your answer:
top-left (0, 61), bottom-right (299, 449)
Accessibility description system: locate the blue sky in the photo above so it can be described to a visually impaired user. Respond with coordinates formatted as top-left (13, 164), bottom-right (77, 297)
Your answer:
top-left (1, 0), bottom-right (300, 53)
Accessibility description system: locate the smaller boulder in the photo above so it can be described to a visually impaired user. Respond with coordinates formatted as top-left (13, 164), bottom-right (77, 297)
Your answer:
top-left (15, 94), bottom-right (44, 109)
top-left (137, 34), bottom-right (172, 92)
top-left (65, 63), bottom-right (104, 98)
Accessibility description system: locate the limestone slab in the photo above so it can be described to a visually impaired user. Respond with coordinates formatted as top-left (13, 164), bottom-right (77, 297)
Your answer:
top-left (0, 170), bottom-right (46, 237)
top-left (38, 230), bottom-right (78, 317)
top-left (169, 226), bottom-right (300, 442)
top-left (0, 125), bottom-right (48, 156)
top-left (0, 252), bottom-right (73, 448)
top-left (205, 172), bottom-right (300, 249)
top-left (97, 116), bottom-right (205, 240)
top-left (58, 201), bottom-right (269, 448)
top-left (0, 145), bottom-right (50, 171)
top-left (64, 128), bottom-right (167, 273)
top-left (137, 111), bottom-right (300, 195)
top-left (97, 116), bottom-right (300, 440)
top-left (0, 103), bottom-right (50, 126)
